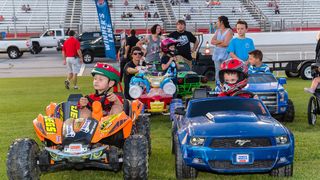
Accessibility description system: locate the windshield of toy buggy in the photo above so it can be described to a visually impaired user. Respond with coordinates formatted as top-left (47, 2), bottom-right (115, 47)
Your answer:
top-left (188, 98), bottom-right (268, 118)
top-left (248, 74), bottom-right (277, 83)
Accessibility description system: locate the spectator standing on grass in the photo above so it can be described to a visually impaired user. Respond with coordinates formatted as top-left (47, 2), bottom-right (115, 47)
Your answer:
top-left (168, 20), bottom-right (199, 68)
top-left (211, 16), bottom-right (233, 85)
top-left (122, 29), bottom-right (140, 79)
top-left (118, 32), bottom-right (127, 82)
top-left (227, 20), bottom-right (255, 62)
top-left (62, 30), bottom-right (83, 90)
top-left (137, 24), bottom-right (163, 64)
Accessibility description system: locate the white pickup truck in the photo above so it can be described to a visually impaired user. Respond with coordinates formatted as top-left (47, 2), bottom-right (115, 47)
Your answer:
top-left (0, 39), bottom-right (31, 59)
top-left (30, 29), bottom-right (68, 54)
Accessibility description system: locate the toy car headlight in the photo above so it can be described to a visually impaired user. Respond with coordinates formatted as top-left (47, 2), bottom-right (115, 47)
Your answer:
top-left (275, 135), bottom-right (289, 145)
top-left (163, 82), bottom-right (176, 95)
top-left (279, 91), bottom-right (285, 102)
top-left (129, 85), bottom-right (143, 99)
top-left (190, 137), bottom-right (205, 146)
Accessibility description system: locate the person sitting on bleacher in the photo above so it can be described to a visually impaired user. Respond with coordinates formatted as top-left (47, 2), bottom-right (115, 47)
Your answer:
top-left (248, 49), bottom-right (270, 74)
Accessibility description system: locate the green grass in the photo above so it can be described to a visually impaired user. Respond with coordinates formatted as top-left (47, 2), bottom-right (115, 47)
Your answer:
top-left (0, 77), bottom-right (318, 179)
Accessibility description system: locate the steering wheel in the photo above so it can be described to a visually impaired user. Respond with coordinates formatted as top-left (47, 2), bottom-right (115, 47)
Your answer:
top-left (232, 90), bottom-right (255, 98)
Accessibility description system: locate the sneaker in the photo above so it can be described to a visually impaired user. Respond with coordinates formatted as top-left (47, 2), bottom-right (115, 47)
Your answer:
top-left (74, 86), bottom-right (79, 90)
top-left (64, 80), bottom-right (70, 89)
top-left (304, 88), bottom-right (315, 94)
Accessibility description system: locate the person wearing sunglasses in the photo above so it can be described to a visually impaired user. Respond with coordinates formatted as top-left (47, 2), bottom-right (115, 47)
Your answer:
top-left (123, 46), bottom-right (146, 100)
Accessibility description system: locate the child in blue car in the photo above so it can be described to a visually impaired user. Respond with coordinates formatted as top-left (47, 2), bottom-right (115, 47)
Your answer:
top-left (248, 49), bottom-right (270, 74)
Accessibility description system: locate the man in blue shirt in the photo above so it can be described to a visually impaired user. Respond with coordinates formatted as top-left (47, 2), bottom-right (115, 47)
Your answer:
top-left (227, 20), bottom-right (255, 61)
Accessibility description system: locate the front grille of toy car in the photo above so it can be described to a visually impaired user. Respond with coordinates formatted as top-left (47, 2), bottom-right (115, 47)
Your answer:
top-left (210, 138), bottom-right (272, 148)
top-left (185, 74), bottom-right (200, 83)
top-left (254, 92), bottom-right (277, 113)
top-left (209, 160), bottom-right (274, 169)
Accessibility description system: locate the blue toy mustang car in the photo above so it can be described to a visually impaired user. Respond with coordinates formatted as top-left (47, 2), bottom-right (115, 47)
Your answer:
top-left (244, 73), bottom-right (295, 122)
top-left (171, 97), bottom-right (294, 178)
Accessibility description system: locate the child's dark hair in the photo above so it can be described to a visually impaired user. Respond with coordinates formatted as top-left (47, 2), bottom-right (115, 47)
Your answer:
top-left (150, 24), bottom-right (161, 35)
top-left (236, 20), bottom-right (248, 29)
top-left (249, 49), bottom-right (263, 61)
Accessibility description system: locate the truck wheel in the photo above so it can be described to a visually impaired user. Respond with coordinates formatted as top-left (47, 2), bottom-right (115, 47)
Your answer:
top-left (282, 99), bottom-right (295, 122)
top-left (136, 115), bottom-right (151, 156)
top-left (308, 96), bottom-right (318, 125)
top-left (175, 134), bottom-right (198, 179)
top-left (123, 135), bottom-right (148, 180)
top-left (83, 51), bottom-right (94, 64)
top-left (204, 69), bottom-right (215, 81)
top-left (32, 43), bottom-right (42, 54)
top-left (18, 52), bottom-right (24, 58)
top-left (8, 47), bottom-right (20, 59)
top-left (285, 70), bottom-right (299, 78)
top-left (300, 63), bottom-right (312, 80)
top-left (270, 163), bottom-right (293, 177)
top-left (7, 138), bottom-right (41, 180)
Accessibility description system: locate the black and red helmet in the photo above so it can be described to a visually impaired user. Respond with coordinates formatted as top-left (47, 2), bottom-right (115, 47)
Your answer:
top-left (219, 58), bottom-right (248, 95)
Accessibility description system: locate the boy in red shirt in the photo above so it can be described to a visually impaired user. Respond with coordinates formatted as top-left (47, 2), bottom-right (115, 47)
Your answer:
top-left (79, 63), bottom-right (123, 118)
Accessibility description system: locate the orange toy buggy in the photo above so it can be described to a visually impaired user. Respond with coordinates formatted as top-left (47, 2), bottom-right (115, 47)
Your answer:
top-left (7, 94), bottom-right (150, 180)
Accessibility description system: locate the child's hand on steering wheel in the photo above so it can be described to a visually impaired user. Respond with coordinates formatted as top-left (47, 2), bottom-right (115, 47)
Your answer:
top-left (107, 92), bottom-right (120, 104)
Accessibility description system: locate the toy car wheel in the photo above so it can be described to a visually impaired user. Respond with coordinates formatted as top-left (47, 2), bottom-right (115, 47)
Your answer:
top-left (204, 69), bottom-right (215, 81)
top-left (123, 135), bottom-right (148, 180)
top-left (83, 51), bottom-right (94, 64)
top-left (270, 163), bottom-right (293, 177)
top-left (136, 115), bottom-right (151, 156)
top-left (171, 122), bottom-right (176, 154)
top-left (308, 96), bottom-right (318, 125)
top-left (285, 70), bottom-right (299, 78)
top-left (7, 138), bottom-right (41, 180)
top-left (300, 63), bottom-right (312, 80)
top-left (283, 99), bottom-right (295, 122)
top-left (174, 134), bottom-right (198, 179)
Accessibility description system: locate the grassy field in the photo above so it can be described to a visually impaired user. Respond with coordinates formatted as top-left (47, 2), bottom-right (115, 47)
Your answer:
top-left (0, 76), bottom-right (319, 180)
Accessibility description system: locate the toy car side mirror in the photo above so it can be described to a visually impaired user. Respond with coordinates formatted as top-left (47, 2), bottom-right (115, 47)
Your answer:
top-left (278, 78), bottom-right (287, 85)
top-left (175, 107), bottom-right (186, 116)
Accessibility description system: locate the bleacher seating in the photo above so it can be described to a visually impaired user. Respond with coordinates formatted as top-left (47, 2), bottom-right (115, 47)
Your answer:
top-left (254, 0), bottom-right (320, 29)
top-left (0, 0), bottom-right (68, 33)
top-left (82, 0), bottom-right (163, 32)
top-left (171, 0), bottom-right (260, 29)
top-left (0, 0), bottom-right (319, 34)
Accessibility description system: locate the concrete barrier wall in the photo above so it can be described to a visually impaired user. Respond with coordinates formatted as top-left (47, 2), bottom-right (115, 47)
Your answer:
top-left (202, 31), bottom-right (319, 47)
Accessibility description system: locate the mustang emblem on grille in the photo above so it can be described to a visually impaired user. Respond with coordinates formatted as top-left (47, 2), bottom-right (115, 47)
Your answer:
top-left (235, 139), bottom-right (251, 146)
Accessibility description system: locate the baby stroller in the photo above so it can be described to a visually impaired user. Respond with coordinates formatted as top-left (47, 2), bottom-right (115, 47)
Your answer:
top-left (307, 62), bottom-right (320, 125)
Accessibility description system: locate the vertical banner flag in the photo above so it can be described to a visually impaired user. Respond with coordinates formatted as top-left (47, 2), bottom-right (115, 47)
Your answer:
top-left (95, 0), bottom-right (116, 60)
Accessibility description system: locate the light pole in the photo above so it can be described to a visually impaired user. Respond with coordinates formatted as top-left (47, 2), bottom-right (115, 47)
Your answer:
top-left (47, 0), bottom-right (50, 29)
top-left (178, 0), bottom-right (181, 19)
top-left (300, 0), bottom-right (304, 31)
top-left (12, 0), bottom-right (17, 38)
